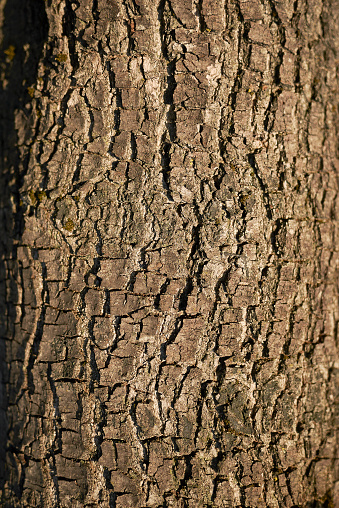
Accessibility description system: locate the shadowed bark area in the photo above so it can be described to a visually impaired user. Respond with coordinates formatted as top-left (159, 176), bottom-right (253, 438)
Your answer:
top-left (0, 0), bottom-right (48, 497)
top-left (0, 0), bottom-right (338, 507)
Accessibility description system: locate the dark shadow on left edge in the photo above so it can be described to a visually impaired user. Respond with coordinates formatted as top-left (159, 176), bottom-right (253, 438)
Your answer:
top-left (0, 0), bottom-right (48, 503)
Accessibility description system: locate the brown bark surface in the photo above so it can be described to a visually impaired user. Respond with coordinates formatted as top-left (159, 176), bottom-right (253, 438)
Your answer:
top-left (0, 0), bottom-right (339, 506)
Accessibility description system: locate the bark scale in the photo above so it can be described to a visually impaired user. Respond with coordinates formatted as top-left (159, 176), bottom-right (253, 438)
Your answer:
top-left (0, 0), bottom-right (338, 506)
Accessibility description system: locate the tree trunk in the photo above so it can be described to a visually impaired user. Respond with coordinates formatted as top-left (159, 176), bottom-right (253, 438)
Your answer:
top-left (0, 0), bottom-right (338, 506)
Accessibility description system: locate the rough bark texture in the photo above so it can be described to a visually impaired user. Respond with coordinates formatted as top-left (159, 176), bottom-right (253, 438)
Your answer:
top-left (0, 0), bottom-right (339, 506)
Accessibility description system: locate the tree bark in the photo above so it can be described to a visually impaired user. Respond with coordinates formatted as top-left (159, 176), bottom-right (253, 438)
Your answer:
top-left (1, 0), bottom-right (339, 506)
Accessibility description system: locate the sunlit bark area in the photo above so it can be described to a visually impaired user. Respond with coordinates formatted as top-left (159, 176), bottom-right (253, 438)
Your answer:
top-left (0, 0), bottom-right (339, 506)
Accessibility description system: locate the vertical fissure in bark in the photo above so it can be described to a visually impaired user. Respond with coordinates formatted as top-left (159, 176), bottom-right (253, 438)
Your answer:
top-left (63, 0), bottom-right (79, 72)
top-left (195, 0), bottom-right (206, 33)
